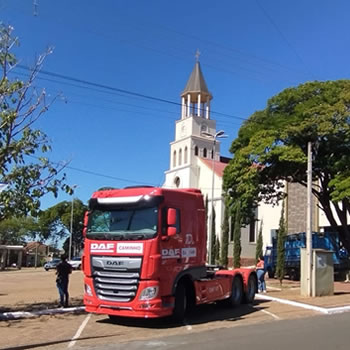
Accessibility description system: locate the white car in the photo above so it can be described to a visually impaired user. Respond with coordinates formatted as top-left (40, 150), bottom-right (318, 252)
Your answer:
top-left (68, 257), bottom-right (82, 270)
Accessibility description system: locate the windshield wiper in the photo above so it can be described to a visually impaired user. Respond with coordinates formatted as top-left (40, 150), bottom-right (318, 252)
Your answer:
top-left (87, 232), bottom-right (124, 240)
top-left (109, 234), bottom-right (125, 241)
top-left (125, 233), bottom-right (146, 240)
top-left (87, 232), bottom-right (109, 240)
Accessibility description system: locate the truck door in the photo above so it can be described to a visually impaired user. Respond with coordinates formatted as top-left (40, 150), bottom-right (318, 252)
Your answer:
top-left (159, 207), bottom-right (184, 294)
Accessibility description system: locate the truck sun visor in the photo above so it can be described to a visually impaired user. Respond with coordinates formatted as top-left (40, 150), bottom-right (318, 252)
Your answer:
top-left (88, 195), bottom-right (164, 210)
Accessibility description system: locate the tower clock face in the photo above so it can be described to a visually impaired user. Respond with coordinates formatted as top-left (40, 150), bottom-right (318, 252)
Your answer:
top-left (201, 123), bottom-right (207, 133)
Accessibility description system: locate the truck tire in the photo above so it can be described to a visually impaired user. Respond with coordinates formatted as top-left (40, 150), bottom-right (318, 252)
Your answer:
top-left (267, 268), bottom-right (275, 279)
top-left (243, 274), bottom-right (257, 304)
top-left (172, 283), bottom-right (187, 323)
top-left (289, 268), bottom-right (299, 281)
top-left (226, 276), bottom-right (243, 307)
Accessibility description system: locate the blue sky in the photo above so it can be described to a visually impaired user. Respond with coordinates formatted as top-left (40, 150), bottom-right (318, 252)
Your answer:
top-left (2, 0), bottom-right (350, 210)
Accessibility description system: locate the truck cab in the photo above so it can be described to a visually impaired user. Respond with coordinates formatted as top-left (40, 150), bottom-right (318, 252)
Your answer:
top-left (83, 186), bottom-right (257, 320)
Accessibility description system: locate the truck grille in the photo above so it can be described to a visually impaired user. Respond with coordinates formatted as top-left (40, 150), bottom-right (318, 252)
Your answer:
top-left (91, 256), bottom-right (142, 302)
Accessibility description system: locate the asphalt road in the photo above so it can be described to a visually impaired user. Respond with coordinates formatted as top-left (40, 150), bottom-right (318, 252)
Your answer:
top-left (73, 312), bottom-right (350, 350)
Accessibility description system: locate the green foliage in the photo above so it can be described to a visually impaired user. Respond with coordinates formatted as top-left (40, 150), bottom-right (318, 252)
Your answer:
top-left (0, 24), bottom-right (72, 220)
top-left (223, 80), bottom-right (350, 252)
top-left (210, 207), bottom-right (216, 265)
top-left (255, 222), bottom-right (263, 264)
top-left (214, 236), bottom-right (220, 265)
top-left (0, 216), bottom-right (39, 245)
top-left (276, 203), bottom-right (287, 284)
top-left (233, 203), bottom-right (242, 268)
top-left (38, 199), bottom-right (87, 255)
top-left (220, 199), bottom-right (230, 267)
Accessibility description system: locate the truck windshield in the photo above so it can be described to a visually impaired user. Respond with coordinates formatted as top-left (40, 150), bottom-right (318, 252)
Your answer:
top-left (86, 206), bottom-right (158, 240)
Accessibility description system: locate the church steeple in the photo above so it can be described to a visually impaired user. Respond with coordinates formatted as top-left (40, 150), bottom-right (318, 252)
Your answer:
top-left (180, 60), bottom-right (212, 120)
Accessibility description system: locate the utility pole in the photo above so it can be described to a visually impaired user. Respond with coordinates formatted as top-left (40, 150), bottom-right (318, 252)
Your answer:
top-left (306, 141), bottom-right (313, 296)
top-left (69, 199), bottom-right (74, 261)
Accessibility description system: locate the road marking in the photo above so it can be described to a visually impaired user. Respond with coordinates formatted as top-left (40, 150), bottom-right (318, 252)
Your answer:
top-left (0, 306), bottom-right (85, 321)
top-left (256, 294), bottom-right (328, 313)
top-left (326, 306), bottom-right (350, 314)
top-left (256, 294), bottom-right (350, 315)
top-left (68, 313), bottom-right (91, 348)
top-left (259, 308), bottom-right (281, 320)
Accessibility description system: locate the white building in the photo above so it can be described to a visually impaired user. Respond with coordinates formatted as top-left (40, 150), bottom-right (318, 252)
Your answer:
top-left (163, 61), bottom-right (257, 265)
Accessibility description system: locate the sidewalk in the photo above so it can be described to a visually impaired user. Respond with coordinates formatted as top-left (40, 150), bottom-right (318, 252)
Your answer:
top-left (260, 278), bottom-right (350, 313)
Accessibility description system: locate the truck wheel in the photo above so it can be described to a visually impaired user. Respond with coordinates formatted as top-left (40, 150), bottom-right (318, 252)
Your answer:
top-left (267, 268), bottom-right (275, 279)
top-left (172, 283), bottom-right (187, 323)
top-left (243, 274), bottom-right (257, 304)
top-left (289, 269), bottom-right (299, 281)
top-left (226, 276), bottom-right (243, 307)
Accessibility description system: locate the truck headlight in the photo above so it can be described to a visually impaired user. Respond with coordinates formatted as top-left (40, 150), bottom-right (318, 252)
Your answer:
top-left (85, 284), bottom-right (93, 296)
top-left (139, 286), bottom-right (159, 300)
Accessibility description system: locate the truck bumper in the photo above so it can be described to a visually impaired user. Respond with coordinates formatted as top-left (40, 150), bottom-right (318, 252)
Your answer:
top-left (84, 277), bottom-right (174, 318)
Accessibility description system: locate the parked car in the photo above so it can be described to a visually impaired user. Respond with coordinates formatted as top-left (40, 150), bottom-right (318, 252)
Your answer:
top-left (68, 257), bottom-right (82, 270)
top-left (44, 258), bottom-right (61, 271)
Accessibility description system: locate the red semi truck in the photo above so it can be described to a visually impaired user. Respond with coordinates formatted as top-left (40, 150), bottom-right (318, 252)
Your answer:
top-left (82, 186), bottom-right (257, 321)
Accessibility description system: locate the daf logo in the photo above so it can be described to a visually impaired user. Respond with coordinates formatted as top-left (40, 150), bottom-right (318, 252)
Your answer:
top-left (106, 260), bottom-right (123, 266)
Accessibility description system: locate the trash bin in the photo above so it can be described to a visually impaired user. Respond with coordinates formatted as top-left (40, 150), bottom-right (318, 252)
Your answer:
top-left (300, 248), bottom-right (334, 297)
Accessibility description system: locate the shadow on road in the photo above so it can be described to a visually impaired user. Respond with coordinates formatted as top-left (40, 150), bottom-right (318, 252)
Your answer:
top-left (97, 300), bottom-right (270, 329)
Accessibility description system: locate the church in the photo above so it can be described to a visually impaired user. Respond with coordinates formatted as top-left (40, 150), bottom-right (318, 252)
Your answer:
top-left (163, 60), bottom-right (257, 266)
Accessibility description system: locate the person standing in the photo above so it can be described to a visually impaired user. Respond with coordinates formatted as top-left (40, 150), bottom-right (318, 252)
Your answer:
top-left (56, 255), bottom-right (73, 307)
top-left (256, 255), bottom-right (267, 293)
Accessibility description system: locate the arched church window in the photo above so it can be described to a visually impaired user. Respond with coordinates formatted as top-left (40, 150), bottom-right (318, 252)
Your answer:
top-left (203, 148), bottom-right (207, 158)
top-left (174, 176), bottom-right (180, 188)
top-left (179, 148), bottom-right (182, 166)
top-left (173, 150), bottom-right (176, 167)
top-left (184, 147), bottom-right (188, 163)
top-left (194, 146), bottom-right (198, 156)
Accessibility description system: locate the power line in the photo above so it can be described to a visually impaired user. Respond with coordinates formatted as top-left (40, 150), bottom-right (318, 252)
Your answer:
top-left (15, 70), bottom-right (243, 126)
top-left (255, 0), bottom-right (316, 80)
top-left (27, 155), bottom-right (156, 186)
top-left (16, 65), bottom-right (247, 122)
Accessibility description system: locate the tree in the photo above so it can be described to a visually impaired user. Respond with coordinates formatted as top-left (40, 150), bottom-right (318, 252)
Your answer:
top-left (214, 236), bottom-right (220, 265)
top-left (220, 199), bottom-right (230, 267)
top-left (255, 221), bottom-right (263, 264)
top-left (38, 200), bottom-right (87, 256)
top-left (276, 203), bottom-right (287, 285)
top-left (233, 203), bottom-right (242, 268)
top-left (210, 207), bottom-right (216, 265)
top-left (0, 24), bottom-right (72, 220)
top-left (0, 216), bottom-right (39, 245)
top-left (223, 80), bottom-right (350, 253)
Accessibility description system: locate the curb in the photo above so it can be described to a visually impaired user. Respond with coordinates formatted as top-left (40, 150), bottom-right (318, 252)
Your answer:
top-left (0, 306), bottom-right (86, 321)
top-left (256, 294), bottom-right (350, 315)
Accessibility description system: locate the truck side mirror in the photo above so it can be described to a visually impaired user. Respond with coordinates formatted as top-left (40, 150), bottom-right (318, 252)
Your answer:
top-left (83, 212), bottom-right (89, 237)
top-left (167, 208), bottom-right (177, 237)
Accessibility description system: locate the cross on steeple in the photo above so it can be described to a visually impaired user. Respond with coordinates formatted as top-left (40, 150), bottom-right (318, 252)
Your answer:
top-left (195, 49), bottom-right (201, 62)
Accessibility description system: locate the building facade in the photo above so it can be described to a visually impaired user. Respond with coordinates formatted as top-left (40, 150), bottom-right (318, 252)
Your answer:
top-left (163, 61), bottom-right (256, 265)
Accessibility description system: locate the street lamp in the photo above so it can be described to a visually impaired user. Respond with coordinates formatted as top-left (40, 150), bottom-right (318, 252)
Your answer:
top-left (201, 130), bottom-right (228, 265)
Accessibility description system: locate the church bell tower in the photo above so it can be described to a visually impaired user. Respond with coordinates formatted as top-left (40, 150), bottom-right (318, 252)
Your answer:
top-left (163, 58), bottom-right (221, 189)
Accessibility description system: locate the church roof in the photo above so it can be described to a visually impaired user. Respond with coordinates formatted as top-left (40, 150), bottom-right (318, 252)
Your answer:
top-left (200, 158), bottom-right (228, 178)
top-left (181, 61), bottom-right (212, 99)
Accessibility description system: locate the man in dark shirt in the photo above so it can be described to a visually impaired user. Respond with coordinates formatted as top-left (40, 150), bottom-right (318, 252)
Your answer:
top-left (56, 255), bottom-right (73, 307)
